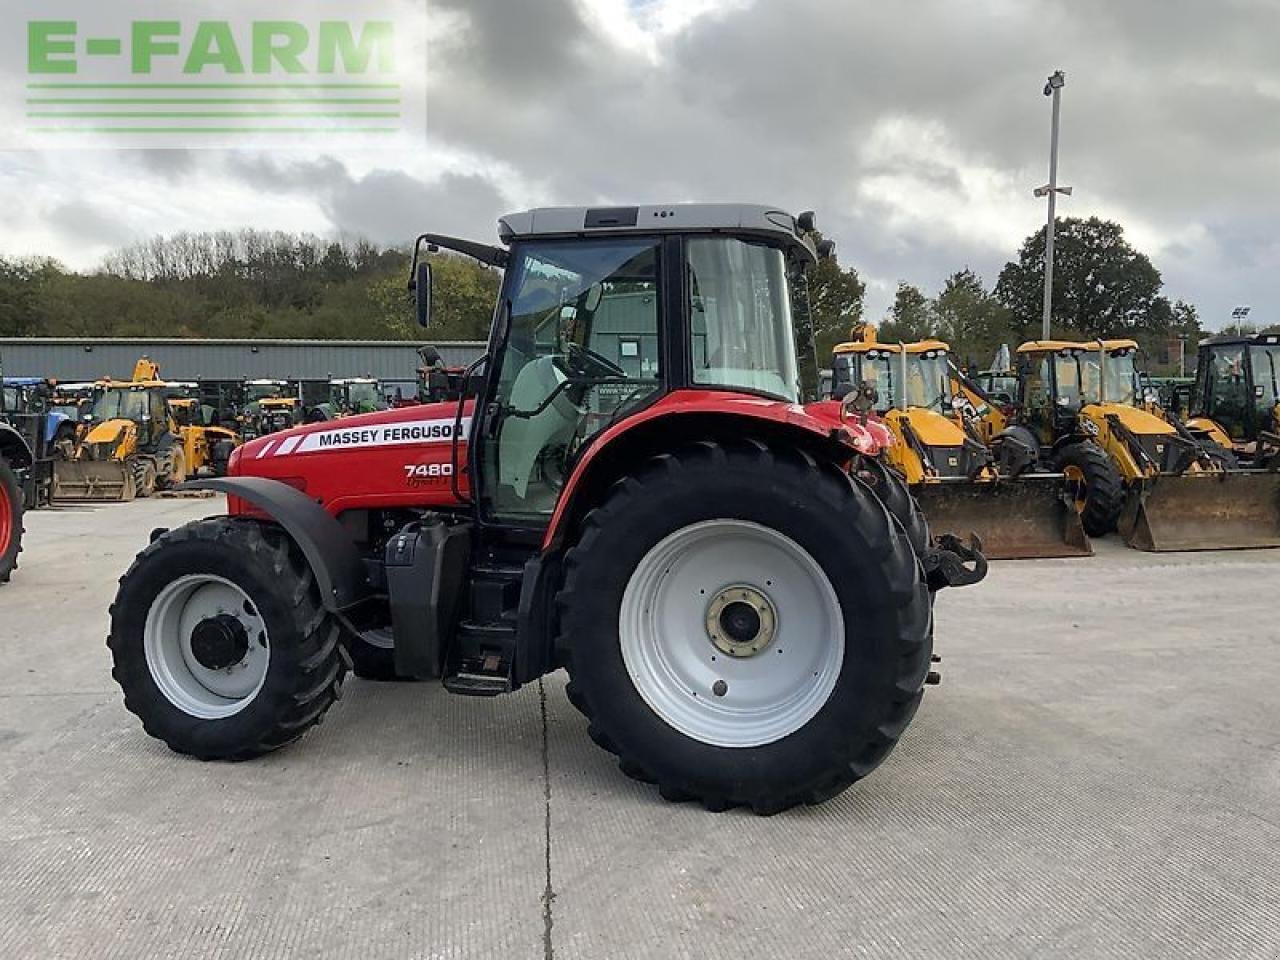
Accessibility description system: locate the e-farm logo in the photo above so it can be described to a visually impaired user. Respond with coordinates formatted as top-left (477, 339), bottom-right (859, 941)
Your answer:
top-left (12, 1), bottom-right (425, 146)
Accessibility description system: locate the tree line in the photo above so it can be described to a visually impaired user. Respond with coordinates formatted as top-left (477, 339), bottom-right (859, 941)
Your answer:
top-left (2, 218), bottom-right (1274, 376)
top-left (0, 230), bottom-right (500, 343)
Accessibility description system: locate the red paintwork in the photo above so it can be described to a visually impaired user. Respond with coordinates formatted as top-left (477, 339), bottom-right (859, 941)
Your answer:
top-left (540, 391), bottom-right (893, 548)
top-left (230, 401), bottom-right (473, 517)
top-left (228, 389), bottom-right (893, 536)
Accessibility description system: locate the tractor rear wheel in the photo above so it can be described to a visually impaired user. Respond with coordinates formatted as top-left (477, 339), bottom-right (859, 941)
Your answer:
top-left (0, 457), bottom-right (23, 584)
top-left (853, 455), bottom-right (929, 557)
top-left (559, 440), bottom-right (932, 814)
top-left (108, 518), bottom-right (349, 759)
top-left (1054, 441), bottom-right (1124, 537)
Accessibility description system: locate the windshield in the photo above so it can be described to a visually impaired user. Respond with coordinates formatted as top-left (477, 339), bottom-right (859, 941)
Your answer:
top-left (1054, 352), bottom-right (1083, 408)
top-left (689, 238), bottom-right (800, 401)
top-left (91, 388), bottom-right (150, 422)
top-left (906, 350), bottom-right (952, 410)
top-left (487, 237), bottom-right (664, 519)
top-left (347, 383), bottom-right (382, 411)
top-left (1077, 348), bottom-right (1138, 405)
top-left (246, 383), bottom-right (287, 401)
top-left (848, 350), bottom-right (895, 412)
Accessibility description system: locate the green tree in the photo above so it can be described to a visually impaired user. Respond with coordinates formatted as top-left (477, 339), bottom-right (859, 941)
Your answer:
top-left (879, 282), bottom-right (934, 342)
top-left (995, 217), bottom-right (1171, 340)
top-left (369, 252), bottom-right (501, 340)
top-left (802, 238), bottom-right (866, 359)
top-left (932, 269), bottom-right (1015, 371)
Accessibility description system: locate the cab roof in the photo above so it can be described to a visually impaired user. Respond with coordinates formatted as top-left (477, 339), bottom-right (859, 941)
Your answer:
top-left (497, 204), bottom-right (819, 264)
top-left (1201, 331), bottom-right (1280, 348)
top-left (832, 339), bottom-right (951, 355)
top-left (1017, 339), bottom-right (1139, 353)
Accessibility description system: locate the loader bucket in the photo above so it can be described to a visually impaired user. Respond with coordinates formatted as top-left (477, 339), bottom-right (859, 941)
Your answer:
top-left (911, 476), bottom-right (1092, 560)
top-left (1119, 471), bottom-right (1280, 552)
top-left (52, 460), bottom-right (136, 502)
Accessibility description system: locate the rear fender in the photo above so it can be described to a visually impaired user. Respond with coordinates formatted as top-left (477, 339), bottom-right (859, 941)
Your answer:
top-left (541, 401), bottom-right (858, 551)
top-left (183, 476), bottom-right (369, 612)
top-left (0, 424), bottom-right (33, 469)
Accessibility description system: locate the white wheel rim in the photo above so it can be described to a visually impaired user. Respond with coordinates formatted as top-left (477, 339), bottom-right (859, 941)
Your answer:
top-left (143, 574), bottom-right (271, 719)
top-left (619, 520), bottom-right (844, 748)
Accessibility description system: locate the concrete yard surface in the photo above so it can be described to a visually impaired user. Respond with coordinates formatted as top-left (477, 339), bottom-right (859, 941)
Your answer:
top-left (1, 499), bottom-right (1278, 959)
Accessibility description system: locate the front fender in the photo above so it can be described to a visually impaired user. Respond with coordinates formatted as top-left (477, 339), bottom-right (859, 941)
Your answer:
top-left (183, 476), bottom-right (369, 612)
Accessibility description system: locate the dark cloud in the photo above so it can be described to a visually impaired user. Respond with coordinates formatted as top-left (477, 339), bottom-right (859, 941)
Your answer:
top-left (2, 0), bottom-right (1279, 327)
top-left (45, 200), bottom-right (136, 249)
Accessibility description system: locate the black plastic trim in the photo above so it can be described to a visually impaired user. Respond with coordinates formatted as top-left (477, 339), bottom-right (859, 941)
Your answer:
top-left (182, 477), bottom-right (369, 612)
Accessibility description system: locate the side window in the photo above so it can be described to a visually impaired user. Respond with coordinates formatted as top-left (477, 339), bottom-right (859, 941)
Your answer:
top-left (1211, 346), bottom-right (1248, 439)
top-left (688, 237), bottom-right (800, 401)
top-left (1023, 357), bottom-right (1050, 411)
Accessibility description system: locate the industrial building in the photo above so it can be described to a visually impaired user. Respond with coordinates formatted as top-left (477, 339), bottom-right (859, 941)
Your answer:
top-left (0, 338), bottom-right (488, 395)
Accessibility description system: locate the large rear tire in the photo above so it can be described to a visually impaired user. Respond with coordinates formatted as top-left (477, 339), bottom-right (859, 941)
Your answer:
top-left (853, 455), bottom-right (929, 557)
top-left (0, 457), bottom-right (23, 584)
top-left (1054, 441), bottom-right (1124, 537)
top-left (108, 518), bottom-right (349, 759)
top-left (559, 440), bottom-right (932, 814)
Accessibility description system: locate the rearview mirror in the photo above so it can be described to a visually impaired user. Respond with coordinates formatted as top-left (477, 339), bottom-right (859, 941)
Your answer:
top-left (414, 261), bottom-right (432, 328)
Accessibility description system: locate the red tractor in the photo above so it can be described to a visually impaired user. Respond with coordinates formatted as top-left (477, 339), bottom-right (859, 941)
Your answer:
top-left (108, 205), bottom-right (984, 814)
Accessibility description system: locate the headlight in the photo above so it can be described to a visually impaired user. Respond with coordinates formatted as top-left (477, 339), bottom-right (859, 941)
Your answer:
top-left (1079, 418), bottom-right (1100, 437)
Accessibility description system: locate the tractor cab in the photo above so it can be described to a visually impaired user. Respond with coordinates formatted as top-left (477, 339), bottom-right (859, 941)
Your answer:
top-left (240, 380), bottom-right (300, 439)
top-left (831, 336), bottom-right (957, 414)
top-left (1014, 340), bottom-right (1144, 447)
top-left (1188, 332), bottom-right (1280, 456)
top-left (84, 380), bottom-right (174, 450)
top-left (430, 206), bottom-right (822, 521)
top-left (329, 378), bottom-right (387, 417)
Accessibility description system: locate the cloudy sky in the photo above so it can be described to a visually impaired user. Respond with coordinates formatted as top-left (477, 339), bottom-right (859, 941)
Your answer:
top-left (1, 0), bottom-right (1277, 327)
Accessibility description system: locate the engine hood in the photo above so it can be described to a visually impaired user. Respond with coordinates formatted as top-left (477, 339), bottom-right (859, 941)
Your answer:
top-left (233, 402), bottom-right (471, 474)
top-left (84, 418), bottom-right (133, 446)
top-left (1082, 402), bottom-right (1176, 436)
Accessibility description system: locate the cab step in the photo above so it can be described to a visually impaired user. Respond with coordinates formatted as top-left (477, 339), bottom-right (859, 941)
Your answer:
top-left (442, 620), bottom-right (516, 696)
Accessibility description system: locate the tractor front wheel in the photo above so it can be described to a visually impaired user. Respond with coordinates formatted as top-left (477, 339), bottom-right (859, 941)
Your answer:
top-left (108, 518), bottom-right (349, 759)
top-left (1054, 441), bottom-right (1124, 536)
top-left (0, 457), bottom-right (23, 584)
top-left (559, 440), bottom-right (932, 814)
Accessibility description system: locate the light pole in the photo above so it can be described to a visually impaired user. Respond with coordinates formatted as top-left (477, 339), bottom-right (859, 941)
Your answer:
top-left (1034, 70), bottom-right (1072, 341)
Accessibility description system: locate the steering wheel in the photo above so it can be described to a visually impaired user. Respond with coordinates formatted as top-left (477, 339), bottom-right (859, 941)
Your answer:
top-left (562, 341), bottom-right (626, 380)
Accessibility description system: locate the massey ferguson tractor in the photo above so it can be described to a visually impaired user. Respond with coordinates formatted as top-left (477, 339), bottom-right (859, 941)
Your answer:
top-left (108, 205), bottom-right (985, 814)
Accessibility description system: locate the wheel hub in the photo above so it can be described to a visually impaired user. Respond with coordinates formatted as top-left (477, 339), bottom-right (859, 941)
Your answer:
top-left (189, 614), bottom-right (250, 671)
top-left (706, 585), bottom-right (776, 658)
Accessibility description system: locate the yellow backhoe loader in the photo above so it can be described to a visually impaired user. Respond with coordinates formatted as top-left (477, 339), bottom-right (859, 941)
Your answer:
top-left (994, 340), bottom-right (1280, 552)
top-left (1182, 331), bottom-right (1280, 470)
top-left (52, 358), bottom-right (236, 501)
top-left (167, 397), bottom-right (240, 477)
top-left (831, 329), bottom-right (1089, 559)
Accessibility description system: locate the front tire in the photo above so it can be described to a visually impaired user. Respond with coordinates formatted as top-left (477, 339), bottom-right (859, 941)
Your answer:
top-left (108, 518), bottom-right (349, 759)
top-left (559, 440), bottom-right (932, 814)
top-left (1054, 441), bottom-right (1124, 537)
top-left (0, 457), bottom-right (23, 584)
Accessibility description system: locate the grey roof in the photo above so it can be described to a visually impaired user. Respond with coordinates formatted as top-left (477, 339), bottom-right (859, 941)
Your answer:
top-left (0, 339), bottom-right (487, 385)
top-left (497, 204), bottom-right (818, 262)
